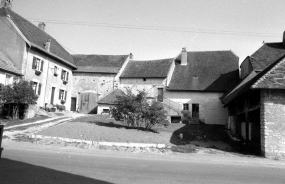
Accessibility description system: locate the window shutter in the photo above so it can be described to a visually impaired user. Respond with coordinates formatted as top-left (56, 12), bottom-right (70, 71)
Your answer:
top-left (40, 60), bottom-right (44, 71)
top-left (32, 57), bottom-right (37, 69)
top-left (61, 69), bottom-right (64, 80)
top-left (38, 83), bottom-right (41, 95)
top-left (66, 72), bottom-right (69, 81)
top-left (64, 91), bottom-right (67, 101)
top-left (59, 89), bottom-right (62, 99)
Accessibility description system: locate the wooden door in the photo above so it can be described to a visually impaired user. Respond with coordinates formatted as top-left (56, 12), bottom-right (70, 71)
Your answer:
top-left (50, 87), bottom-right (55, 105)
top-left (70, 97), bottom-right (77, 111)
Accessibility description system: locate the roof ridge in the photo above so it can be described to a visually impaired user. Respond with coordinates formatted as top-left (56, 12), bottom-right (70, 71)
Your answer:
top-left (187, 50), bottom-right (233, 53)
top-left (131, 58), bottom-right (174, 62)
top-left (73, 54), bottom-right (129, 57)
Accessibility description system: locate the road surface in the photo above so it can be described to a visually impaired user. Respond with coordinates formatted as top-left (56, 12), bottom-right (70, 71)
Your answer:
top-left (1, 146), bottom-right (285, 184)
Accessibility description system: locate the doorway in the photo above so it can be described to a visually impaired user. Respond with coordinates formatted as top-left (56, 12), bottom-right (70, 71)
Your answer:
top-left (192, 103), bottom-right (199, 118)
top-left (70, 97), bottom-right (77, 111)
top-left (50, 87), bottom-right (55, 105)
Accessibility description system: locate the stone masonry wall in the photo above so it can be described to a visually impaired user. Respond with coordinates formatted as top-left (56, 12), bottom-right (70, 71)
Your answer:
top-left (260, 89), bottom-right (285, 158)
top-left (72, 73), bottom-right (118, 98)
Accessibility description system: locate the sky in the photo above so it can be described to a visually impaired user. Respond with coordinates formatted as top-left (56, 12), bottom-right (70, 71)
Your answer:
top-left (11, 0), bottom-right (285, 63)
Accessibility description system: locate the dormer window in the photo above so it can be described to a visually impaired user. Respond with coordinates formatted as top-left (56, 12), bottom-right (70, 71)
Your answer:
top-left (61, 69), bottom-right (69, 84)
top-left (32, 56), bottom-right (44, 75)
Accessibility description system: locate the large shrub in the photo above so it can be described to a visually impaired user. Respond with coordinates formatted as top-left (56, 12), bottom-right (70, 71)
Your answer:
top-left (110, 89), bottom-right (168, 130)
top-left (0, 80), bottom-right (38, 119)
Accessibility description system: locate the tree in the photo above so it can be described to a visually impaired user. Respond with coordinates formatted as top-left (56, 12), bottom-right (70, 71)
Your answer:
top-left (110, 88), bottom-right (168, 130)
top-left (0, 80), bottom-right (38, 119)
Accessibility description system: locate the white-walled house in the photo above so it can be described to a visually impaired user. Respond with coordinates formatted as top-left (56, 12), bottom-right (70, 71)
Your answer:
top-left (165, 48), bottom-right (239, 124)
top-left (0, 6), bottom-right (77, 110)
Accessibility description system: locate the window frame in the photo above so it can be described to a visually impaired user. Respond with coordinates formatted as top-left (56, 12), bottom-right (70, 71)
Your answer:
top-left (32, 81), bottom-right (42, 96)
top-left (32, 56), bottom-right (44, 72)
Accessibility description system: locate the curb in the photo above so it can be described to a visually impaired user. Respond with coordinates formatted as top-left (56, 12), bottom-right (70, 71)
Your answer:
top-left (29, 134), bottom-right (166, 149)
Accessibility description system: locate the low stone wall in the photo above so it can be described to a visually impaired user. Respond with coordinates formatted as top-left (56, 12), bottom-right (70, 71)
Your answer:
top-left (260, 89), bottom-right (285, 158)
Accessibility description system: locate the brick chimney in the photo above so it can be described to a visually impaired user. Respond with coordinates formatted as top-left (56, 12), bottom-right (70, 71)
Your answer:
top-left (45, 39), bottom-right (51, 52)
top-left (38, 22), bottom-right (46, 32)
top-left (0, 0), bottom-right (13, 9)
top-left (181, 47), bottom-right (187, 65)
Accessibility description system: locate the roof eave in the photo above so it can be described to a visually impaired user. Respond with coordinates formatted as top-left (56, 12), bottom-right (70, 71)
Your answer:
top-left (0, 68), bottom-right (23, 76)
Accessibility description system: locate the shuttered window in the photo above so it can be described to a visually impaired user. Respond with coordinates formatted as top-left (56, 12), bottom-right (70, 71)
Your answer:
top-left (32, 56), bottom-right (44, 71)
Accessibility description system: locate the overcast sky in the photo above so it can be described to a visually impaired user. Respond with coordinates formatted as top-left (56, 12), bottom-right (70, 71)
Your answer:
top-left (12, 0), bottom-right (285, 63)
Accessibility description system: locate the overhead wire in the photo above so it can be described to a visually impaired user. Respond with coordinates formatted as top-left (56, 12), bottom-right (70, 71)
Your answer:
top-left (24, 18), bottom-right (281, 38)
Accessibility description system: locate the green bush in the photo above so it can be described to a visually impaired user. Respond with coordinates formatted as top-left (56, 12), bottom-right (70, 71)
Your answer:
top-left (110, 88), bottom-right (168, 130)
top-left (0, 80), bottom-right (38, 119)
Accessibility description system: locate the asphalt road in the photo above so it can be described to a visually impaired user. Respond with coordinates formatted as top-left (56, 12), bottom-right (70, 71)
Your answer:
top-left (1, 147), bottom-right (285, 184)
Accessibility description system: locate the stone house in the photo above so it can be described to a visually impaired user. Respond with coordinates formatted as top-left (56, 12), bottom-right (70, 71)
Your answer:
top-left (71, 54), bottom-right (130, 113)
top-left (0, 49), bottom-right (22, 85)
top-left (0, 5), bottom-right (77, 109)
top-left (222, 35), bottom-right (285, 158)
top-left (165, 48), bottom-right (239, 124)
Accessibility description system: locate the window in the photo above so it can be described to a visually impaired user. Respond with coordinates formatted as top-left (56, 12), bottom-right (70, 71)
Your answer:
top-left (59, 89), bottom-right (67, 101)
top-left (31, 81), bottom-right (41, 95)
top-left (183, 103), bottom-right (189, 110)
top-left (192, 104), bottom-right (199, 118)
top-left (61, 69), bottom-right (69, 82)
top-left (5, 74), bottom-right (12, 85)
top-left (32, 57), bottom-right (44, 72)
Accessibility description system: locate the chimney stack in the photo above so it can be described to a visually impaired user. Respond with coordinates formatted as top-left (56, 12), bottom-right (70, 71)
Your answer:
top-left (38, 22), bottom-right (46, 32)
top-left (45, 39), bottom-right (51, 52)
top-left (129, 53), bottom-right (133, 60)
top-left (1, 0), bottom-right (13, 9)
top-left (181, 47), bottom-right (187, 65)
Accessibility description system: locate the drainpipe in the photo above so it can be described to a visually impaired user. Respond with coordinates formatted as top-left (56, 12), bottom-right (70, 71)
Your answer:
top-left (43, 58), bottom-right (50, 107)
top-left (24, 45), bottom-right (31, 78)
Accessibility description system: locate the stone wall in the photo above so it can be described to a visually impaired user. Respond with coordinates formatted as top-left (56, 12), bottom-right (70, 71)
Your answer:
top-left (72, 73), bottom-right (118, 98)
top-left (260, 89), bottom-right (285, 158)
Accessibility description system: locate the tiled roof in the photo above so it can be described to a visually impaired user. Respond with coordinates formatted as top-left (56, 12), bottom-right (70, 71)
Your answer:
top-left (0, 8), bottom-right (76, 68)
top-left (73, 54), bottom-right (128, 74)
top-left (97, 89), bottom-right (124, 105)
top-left (249, 42), bottom-right (285, 71)
top-left (0, 50), bottom-right (22, 75)
top-left (222, 54), bottom-right (285, 105)
top-left (168, 51), bottom-right (239, 91)
top-left (120, 58), bottom-right (173, 78)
